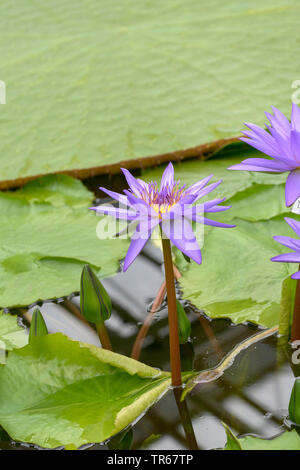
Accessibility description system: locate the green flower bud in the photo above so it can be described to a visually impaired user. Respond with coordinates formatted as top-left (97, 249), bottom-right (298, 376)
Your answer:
top-left (80, 264), bottom-right (112, 324)
top-left (29, 308), bottom-right (48, 343)
top-left (176, 300), bottom-right (191, 344)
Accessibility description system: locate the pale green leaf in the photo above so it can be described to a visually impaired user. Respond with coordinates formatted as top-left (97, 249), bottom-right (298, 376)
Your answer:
top-left (0, 312), bottom-right (28, 363)
top-left (223, 430), bottom-right (300, 450)
top-left (0, 333), bottom-right (171, 449)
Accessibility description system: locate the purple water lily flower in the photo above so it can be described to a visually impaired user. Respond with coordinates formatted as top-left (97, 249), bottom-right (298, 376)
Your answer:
top-left (90, 163), bottom-right (234, 271)
top-left (228, 104), bottom-right (300, 206)
top-left (271, 217), bottom-right (300, 279)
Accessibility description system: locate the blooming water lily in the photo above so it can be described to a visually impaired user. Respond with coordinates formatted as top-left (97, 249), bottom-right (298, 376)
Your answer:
top-left (91, 162), bottom-right (234, 271)
top-left (228, 104), bottom-right (300, 207)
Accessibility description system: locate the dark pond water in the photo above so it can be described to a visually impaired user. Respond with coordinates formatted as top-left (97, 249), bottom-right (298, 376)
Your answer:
top-left (0, 171), bottom-right (299, 450)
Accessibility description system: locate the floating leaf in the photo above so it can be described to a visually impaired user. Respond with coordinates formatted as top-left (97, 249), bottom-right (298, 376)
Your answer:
top-left (223, 429), bottom-right (300, 451)
top-left (0, 312), bottom-right (28, 363)
top-left (0, 334), bottom-right (171, 449)
top-left (80, 265), bottom-right (112, 324)
top-left (222, 423), bottom-right (242, 450)
top-left (0, 175), bottom-right (128, 308)
top-left (1, 3), bottom-right (300, 185)
top-left (29, 309), bottom-right (48, 343)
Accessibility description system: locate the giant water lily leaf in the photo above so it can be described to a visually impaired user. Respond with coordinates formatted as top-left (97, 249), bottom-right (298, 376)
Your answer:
top-left (0, 2), bottom-right (300, 186)
top-left (0, 313), bottom-right (28, 363)
top-left (0, 334), bottom-right (171, 449)
top-left (0, 175), bottom-right (128, 308)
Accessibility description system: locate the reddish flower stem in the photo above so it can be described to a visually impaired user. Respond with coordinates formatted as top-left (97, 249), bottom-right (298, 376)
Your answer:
top-left (173, 387), bottom-right (198, 450)
top-left (291, 265), bottom-right (300, 341)
top-left (161, 238), bottom-right (182, 387)
top-left (96, 323), bottom-right (113, 351)
top-left (131, 264), bottom-right (181, 361)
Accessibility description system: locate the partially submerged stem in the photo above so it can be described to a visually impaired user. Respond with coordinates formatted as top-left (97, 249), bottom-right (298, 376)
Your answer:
top-left (291, 267), bottom-right (300, 341)
top-left (131, 264), bottom-right (182, 361)
top-left (62, 299), bottom-right (92, 329)
top-left (173, 388), bottom-right (198, 450)
top-left (161, 237), bottom-right (182, 387)
top-left (131, 280), bottom-right (167, 360)
top-left (96, 323), bottom-right (113, 351)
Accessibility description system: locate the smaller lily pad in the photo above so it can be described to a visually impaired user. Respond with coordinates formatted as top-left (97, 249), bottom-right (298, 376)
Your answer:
top-left (223, 427), bottom-right (300, 450)
top-left (0, 333), bottom-right (171, 449)
top-left (0, 312), bottom-right (28, 363)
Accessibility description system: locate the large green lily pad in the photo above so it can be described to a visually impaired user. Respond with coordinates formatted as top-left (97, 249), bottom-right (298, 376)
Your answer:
top-left (0, 334), bottom-right (171, 449)
top-left (0, 1), bottom-right (300, 184)
top-left (0, 175), bottom-right (128, 308)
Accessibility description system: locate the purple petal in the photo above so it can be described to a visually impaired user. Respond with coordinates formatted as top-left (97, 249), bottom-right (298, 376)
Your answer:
top-left (271, 252), bottom-right (300, 263)
top-left (284, 217), bottom-right (300, 237)
top-left (161, 218), bottom-right (202, 264)
top-left (202, 198), bottom-right (226, 209)
top-left (192, 215), bottom-right (235, 228)
top-left (123, 190), bottom-right (157, 217)
top-left (285, 170), bottom-right (300, 206)
top-left (273, 235), bottom-right (300, 251)
top-left (291, 271), bottom-right (300, 279)
top-left (160, 162), bottom-right (174, 190)
top-left (291, 103), bottom-right (300, 132)
top-left (89, 205), bottom-right (137, 220)
top-left (123, 221), bottom-right (157, 271)
top-left (186, 175), bottom-right (214, 195)
top-left (244, 122), bottom-right (281, 154)
top-left (193, 180), bottom-right (222, 202)
top-left (290, 130), bottom-right (300, 163)
top-left (266, 107), bottom-right (291, 138)
top-left (241, 157), bottom-right (292, 171)
top-left (228, 157), bottom-right (288, 173)
top-left (162, 195), bottom-right (197, 220)
top-left (267, 126), bottom-right (294, 162)
top-left (121, 168), bottom-right (144, 196)
top-left (99, 187), bottom-right (129, 206)
top-left (239, 136), bottom-right (279, 158)
top-left (202, 198), bottom-right (232, 212)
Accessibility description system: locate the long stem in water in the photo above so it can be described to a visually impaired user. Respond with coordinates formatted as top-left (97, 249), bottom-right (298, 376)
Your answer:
top-left (291, 266), bottom-right (300, 341)
top-left (131, 280), bottom-right (167, 360)
top-left (173, 388), bottom-right (198, 450)
top-left (161, 237), bottom-right (182, 387)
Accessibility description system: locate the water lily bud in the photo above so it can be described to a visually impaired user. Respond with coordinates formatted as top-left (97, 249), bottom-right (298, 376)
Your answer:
top-left (289, 378), bottom-right (300, 425)
top-left (80, 264), bottom-right (112, 324)
top-left (176, 300), bottom-right (191, 344)
top-left (29, 308), bottom-right (48, 343)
